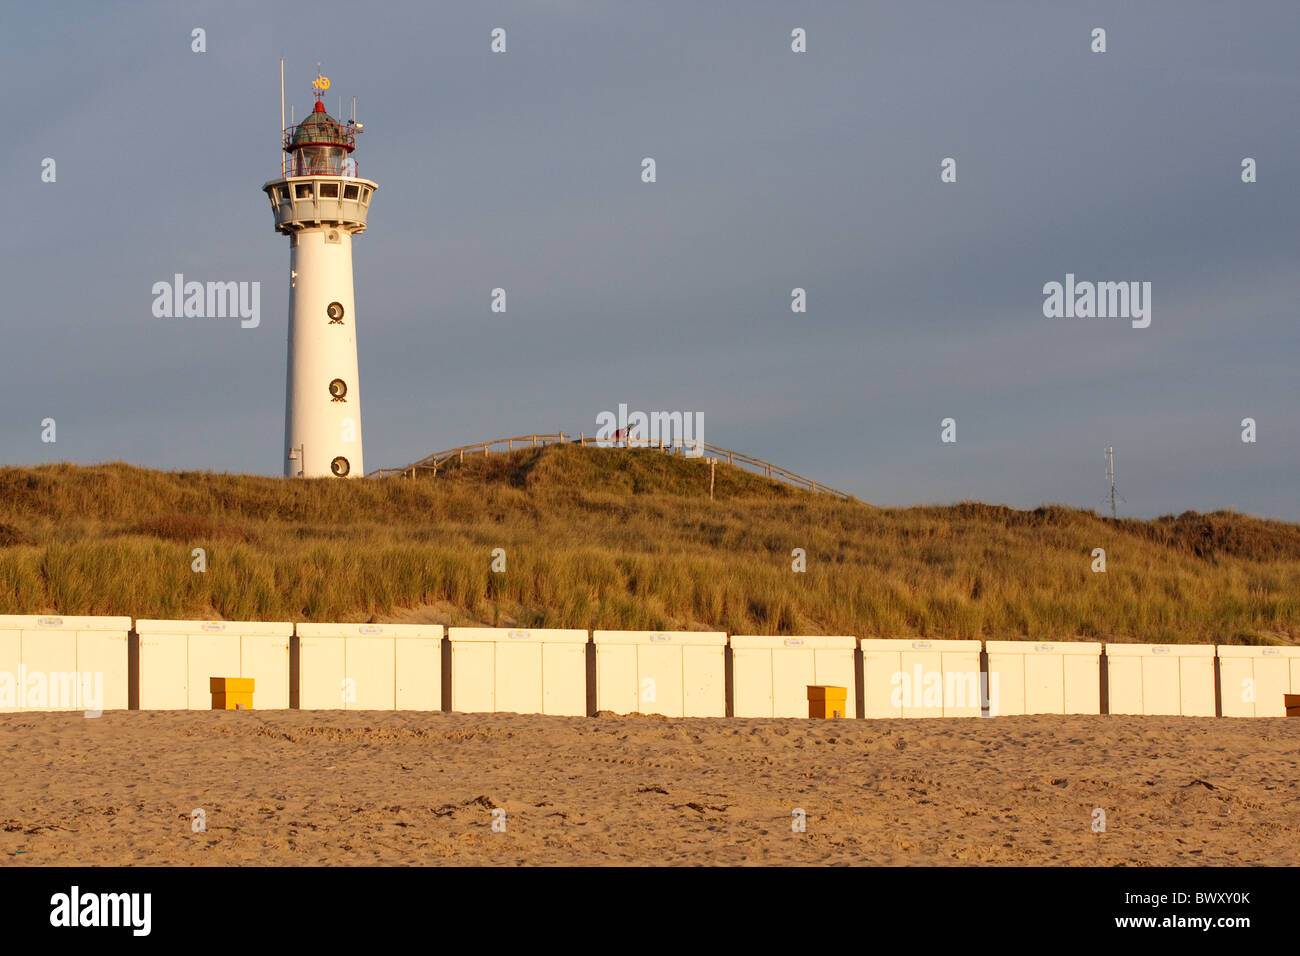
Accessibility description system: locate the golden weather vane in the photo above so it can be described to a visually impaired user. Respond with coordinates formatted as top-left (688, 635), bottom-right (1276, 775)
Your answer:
top-left (312, 62), bottom-right (330, 99)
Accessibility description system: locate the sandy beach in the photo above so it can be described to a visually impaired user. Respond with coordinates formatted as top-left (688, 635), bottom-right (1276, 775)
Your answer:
top-left (1, 711), bottom-right (1296, 866)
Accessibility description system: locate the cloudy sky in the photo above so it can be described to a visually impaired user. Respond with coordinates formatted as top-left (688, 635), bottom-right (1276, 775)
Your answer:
top-left (6, 1), bottom-right (1297, 519)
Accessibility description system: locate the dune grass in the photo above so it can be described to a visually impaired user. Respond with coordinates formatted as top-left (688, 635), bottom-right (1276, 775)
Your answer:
top-left (0, 445), bottom-right (1297, 644)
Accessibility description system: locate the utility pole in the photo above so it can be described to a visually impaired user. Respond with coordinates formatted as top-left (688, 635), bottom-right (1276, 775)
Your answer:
top-left (1105, 446), bottom-right (1117, 519)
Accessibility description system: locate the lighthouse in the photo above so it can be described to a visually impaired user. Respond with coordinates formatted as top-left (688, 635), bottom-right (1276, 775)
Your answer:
top-left (263, 69), bottom-right (377, 478)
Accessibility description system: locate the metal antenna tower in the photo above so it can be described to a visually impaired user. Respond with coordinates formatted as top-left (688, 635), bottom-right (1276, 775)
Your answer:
top-left (1104, 446), bottom-right (1121, 519)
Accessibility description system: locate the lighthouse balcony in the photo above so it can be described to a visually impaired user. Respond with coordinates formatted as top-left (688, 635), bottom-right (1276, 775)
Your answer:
top-left (263, 175), bottom-right (377, 234)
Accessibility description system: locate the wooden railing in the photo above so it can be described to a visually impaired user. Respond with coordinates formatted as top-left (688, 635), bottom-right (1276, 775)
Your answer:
top-left (367, 434), bottom-right (573, 478)
top-left (367, 433), bottom-right (856, 501)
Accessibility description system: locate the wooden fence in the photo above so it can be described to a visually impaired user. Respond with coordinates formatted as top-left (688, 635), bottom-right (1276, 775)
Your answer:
top-left (367, 434), bottom-right (855, 501)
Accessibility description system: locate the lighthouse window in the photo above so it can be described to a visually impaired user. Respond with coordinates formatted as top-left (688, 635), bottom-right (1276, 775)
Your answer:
top-left (301, 145), bottom-right (346, 174)
top-left (277, 187), bottom-right (290, 203)
top-left (319, 183), bottom-right (339, 199)
top-left (343, 184), bottom-right (359, 200)
top-left (295, 183), bottom-right (313, 200)
top-left (330, 456), bottom-right (351, 478)
top-left (360, 188), bottom-right (370, 204)
top-left (329, 378), bottom-right (348, 401)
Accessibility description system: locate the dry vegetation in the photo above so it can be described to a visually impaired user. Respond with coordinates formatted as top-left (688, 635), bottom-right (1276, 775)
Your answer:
top-left (0, 445), bottom-right (1297, 644)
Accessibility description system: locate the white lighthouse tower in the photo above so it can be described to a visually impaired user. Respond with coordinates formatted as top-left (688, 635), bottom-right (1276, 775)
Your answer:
top-left (263, 69), bottom-right (377, 478)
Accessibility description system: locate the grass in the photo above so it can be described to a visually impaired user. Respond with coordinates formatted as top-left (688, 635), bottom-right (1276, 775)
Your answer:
top-left (0, 445), bottom-right (1297, 644)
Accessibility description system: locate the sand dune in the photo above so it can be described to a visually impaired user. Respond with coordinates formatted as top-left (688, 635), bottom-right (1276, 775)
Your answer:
top-left (0, 711), bottom-right (1296, 866)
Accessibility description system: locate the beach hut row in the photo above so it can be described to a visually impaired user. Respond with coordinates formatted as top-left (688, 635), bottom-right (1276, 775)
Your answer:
top-left (0, 615), bottom-right (1296, 718)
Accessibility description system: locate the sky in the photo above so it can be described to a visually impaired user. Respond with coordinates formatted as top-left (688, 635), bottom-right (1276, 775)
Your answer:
top-left (4, 1), bottom-right (1297, 519)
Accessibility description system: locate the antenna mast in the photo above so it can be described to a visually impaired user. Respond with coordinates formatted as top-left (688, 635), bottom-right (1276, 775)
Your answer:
top-left (1105, 446), bottom-right (1118, 520)
top-left (280, 57), bottom-right (286, 176)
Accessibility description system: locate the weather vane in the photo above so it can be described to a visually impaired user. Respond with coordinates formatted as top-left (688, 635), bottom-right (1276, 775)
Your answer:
top-left (312, 63), bottom-right (329, 100)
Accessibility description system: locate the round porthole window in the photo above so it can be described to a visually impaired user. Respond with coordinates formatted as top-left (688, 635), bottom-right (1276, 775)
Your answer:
top-left (329, 378), bottom-right (348, 401)
top-left (327, 302), bottom-right (345, 323)
top-left (331, 456), bottom-right (350, 477)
